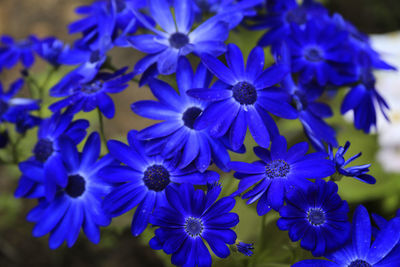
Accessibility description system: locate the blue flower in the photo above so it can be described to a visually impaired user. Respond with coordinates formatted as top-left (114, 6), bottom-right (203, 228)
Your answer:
top-left (229, 135), bottom-right (335, 215)
top-left (192, 0), bottom-right (263, 29)
top-left (341, 67), bottom-right (389, 134)
top-left (328, 141), bottom-right (376, 184)
top-left (236, 242), bottom-right (254, 256)
top-left (131, 57), bottom-right (232, 172)
top-left (187, 44), bottom-right (296, 150)
top-left (293, 205), bottom-right (400, 267)
top-left (0, 79), bottom-right (40, 131)
top-left (128, 0), bottom-right (230, 75)
top-left (22, 112), bottom-right (89, 201)
top-left (255, 0), bottom-right (328, 48)
top-left (277, 179), bottom-right (350, 257)
top-left (282, 74), bottom-right (338, 151)
top-left (286, 21), bottom-right (357, 86)
top-left (0, 35), bottom-right (37, 71)
top-left (149, 183), bottom-right (239, 267)
top-left (17, 133), bottom-right (115, 249)
top-left (36, 37), bottom-right (64, 67)
top-left (99, 130), bottom-right (219, 236)
top-left (49, 67), bottom-right (134, 119)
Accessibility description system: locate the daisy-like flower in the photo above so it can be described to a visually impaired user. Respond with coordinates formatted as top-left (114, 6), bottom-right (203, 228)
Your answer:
top-left (22, 112), bottom-right (89, 201)
top-left (328, 141), bottom-right (376, 184)
top-left (49, 67), bottom-right (134, 119)
top-left (293, 205), bottom-right (400, 267)
top-left (17, 132), bottom-right (115, 249)
top-left (188, 44), bottom-right (296, 150)
top-left (99, 130), bottom-right (219, 236)
top-left (149, 183), bottom-right (239, 267)
top-left (229, 135), bottom-right (335, 215)
top-left (277, 179), bottom-right (351, 257)
top-left (132, 57), bottom-right (231, 172)
top-left (286, 20), bottom-right (357, 86)
top-left (0, 35), bottom-right (37, 72)
top-left (128, 0), bottom-right (230, 75)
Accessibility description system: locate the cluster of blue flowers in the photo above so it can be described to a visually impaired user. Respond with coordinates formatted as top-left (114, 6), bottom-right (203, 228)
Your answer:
top-left (1, 0), bottom-right (399, 266)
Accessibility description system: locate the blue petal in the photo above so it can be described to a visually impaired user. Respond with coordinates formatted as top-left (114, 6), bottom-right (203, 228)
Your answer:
top-left (149, 0), bottom-right (176, 34)
top-left (131, 191), bottom-right (156, 236)
top-left (226, 43), bottom-right (245, 80)
top-left (201, 54), bottom-right (237, 85)
top-left (128, 34), bottom-right (168, 53)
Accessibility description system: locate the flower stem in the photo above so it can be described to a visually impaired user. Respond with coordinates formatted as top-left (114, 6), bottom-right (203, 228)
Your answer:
top-left (97, 108), bottom-right (109, 153)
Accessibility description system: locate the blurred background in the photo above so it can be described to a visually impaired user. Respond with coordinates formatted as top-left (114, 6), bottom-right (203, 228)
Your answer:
top-left (0, 0), bottom-right (399, 266)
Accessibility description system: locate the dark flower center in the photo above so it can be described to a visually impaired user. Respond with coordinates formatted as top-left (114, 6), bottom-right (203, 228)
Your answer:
top-left (169, 33), bottom-right (189, 49)
top-left (348, 260), bottom-right (372, 267)
top-left (265, 159), bottom-right (290, 179)
top-left (90, 50), bottom-right (101, 63)
top-left (307, 208), bottom-right (326, 226)
top-left (81, 80), bottom-right (103, 94)
top-left (285, 7), bottom-right (308, 25)
top-left (304, 47), bottom-right (324, 62)
top-left (0, 100), bottom-right (9, 116)
top-left (232, 82), bottom-right (257, 105)
top-left (143, 165), bottom-right (170, 192)
top-left (184, 217), bottom-right (204, 237)
top-left (65, 175), bottom-right (86, 198)
top-left (182, 107), bottom-right (202, 129)
top-left (33, 139), bottom-right (54, 162)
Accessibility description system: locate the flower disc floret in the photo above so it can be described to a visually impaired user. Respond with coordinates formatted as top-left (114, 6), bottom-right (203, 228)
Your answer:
top-left (184, 217), bottom-right (204, 237)
top-left (232, 82), bottom-right (257, 105)
top-left (265, 159), bottom-right (290, 179)
top-left (307, 208), bottom-right (326, 226)
top-left (348, 260), bottom-right (372, 267)
top-left (304, 47), bottom-right (324, 62)
top-left (65, 174), bottom-right (86, 198)
top-left (169, 33), bottom-right (189, 49)
top-left (143, 165), bottom-right (170, 192)
top-left (182, 106), bottom-right (202, 129)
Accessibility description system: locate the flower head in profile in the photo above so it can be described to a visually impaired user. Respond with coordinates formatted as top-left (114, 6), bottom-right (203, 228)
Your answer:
top-left (236, 242), bottom-right (254, 256)
top-left (293, 205), bottom-right (400, 267)
top-left (131, 57), bottom-right (232, 172)
top-left (229, 135), bottom-right (335, 215)
top-left (16, 133), bottom-right (115, 249)
top-left (188, 44), bottom-right (296, 150)
top-left (278, 179), bottom-right (350, 257)
top-left (128, 0), bottom-right (230, 75)
top-left (329, 141), bottom-right (376, 184)
top-left (49, 67), bottom-right (133, 118)
top-left (149, 183), bottom-right (239, 267)
top-left (0, 35), bottom-right (38, 72)
top-left (22, 112), bottom-right (89, 201)
top-left (36, 37), bottom-right (64, 67)
top-left (0, 79), bottom-right (40, 133)
top-left (99, 130), bottom-right (219, 237)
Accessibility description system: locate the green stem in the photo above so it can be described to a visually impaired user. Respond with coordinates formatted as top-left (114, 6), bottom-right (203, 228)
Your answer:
top-left (10, 134), bottom-right (23, 164)
top-left (97, 108), bottom-right (109, 152)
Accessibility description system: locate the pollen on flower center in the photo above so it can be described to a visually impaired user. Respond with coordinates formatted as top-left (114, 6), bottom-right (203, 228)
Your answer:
top-left (33, 138), bottom-right (54, 162)
top-left (307, 208), bottom-right (326, 226)
top-left (182, 107), bottom-right (202, 129)
top-left (265, 159), bottom-right (290, 179)
top-left (169, 33), bottom-right (189, 49)
top-left (65, 174), bottom-right (86, 198)
top-left (304, 47), bottom-right (324, 62)
top-left (89, 50), bottom-right (101, 63)
top-left (348, 259), bottom-right (372, 267)
top-left (184, 217), bottom-right (204, 237)
top-left (232, 81), bottom-right (257, 105)
top-left (143, 165), bottom-right (170, 192)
